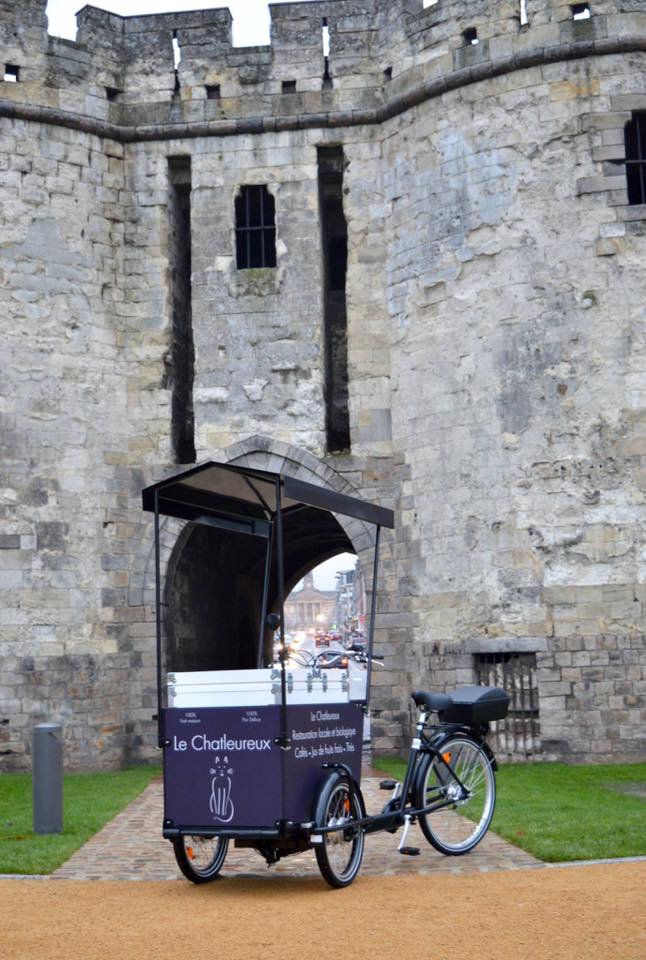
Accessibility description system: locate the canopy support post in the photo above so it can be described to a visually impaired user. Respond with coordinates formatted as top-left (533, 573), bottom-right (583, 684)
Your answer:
top-left (154, 491), bottom-right (165, 748)
top-left (257, 523), bottom-right (274, 668)
top-left (364, 524), bottom-right (381, 710)
top-left (275, 479), bottom-right (290, 751)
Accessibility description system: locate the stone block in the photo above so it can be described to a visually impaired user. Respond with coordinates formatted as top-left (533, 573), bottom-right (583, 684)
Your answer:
top-left (577, 174), bottom-right (626, 195)
top-left (0, 535), bottom-right (21, 549)
top-left (539, 681), bottom-right (573, 697)
top-left (610, 94), bottom-right (646, 112)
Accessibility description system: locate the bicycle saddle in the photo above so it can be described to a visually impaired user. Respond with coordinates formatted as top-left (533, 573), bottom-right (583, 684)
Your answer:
top-left (411, 690), bottom-right (452, 712)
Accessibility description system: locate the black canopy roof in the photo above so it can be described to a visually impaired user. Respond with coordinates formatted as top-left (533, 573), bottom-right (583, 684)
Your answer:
top-left (141, 460), bottom-right (394, 530)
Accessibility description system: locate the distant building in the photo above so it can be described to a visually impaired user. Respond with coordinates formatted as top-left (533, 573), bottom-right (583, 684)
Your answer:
top-left (285, 572), bottom-right (336, 634)
top-left (334, 569), bottom-right (355, 639)
top-left (334, 566), bottom-right (366, 640)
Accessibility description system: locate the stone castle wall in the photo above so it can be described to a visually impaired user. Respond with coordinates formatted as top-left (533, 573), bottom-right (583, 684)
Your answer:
top-left (1, 0), bottom-right (645, 768)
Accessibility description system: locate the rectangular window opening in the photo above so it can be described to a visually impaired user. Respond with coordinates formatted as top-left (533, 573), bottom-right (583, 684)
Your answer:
top-left (235, 185), bottom-right (277, 269)
top-left (168, 156), bottom-right (195, 464)
top-left (625, 112), bottom-right (646, 206)
top-left (282, 79), bottom-right (297, 94)
top-left (4, 64), bottom-right (19, 82)
top-left (384, 66), bottom-right (393, 82)
top-left (572, 3), bottom-right (591, 19)
top-left (206, 84), bottom-right (221, 100)
top-left (520, 0), bottom-right (528, 26)
top-left (475, 652), bottom-right (539, 760)
top-left (318, 145), bottom-right (350, 454)
top-left (463, 27), bottom-right (479, 45)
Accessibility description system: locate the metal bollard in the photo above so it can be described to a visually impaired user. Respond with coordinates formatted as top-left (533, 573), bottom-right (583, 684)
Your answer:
top-left (33, 723), bottom-right (63, 835)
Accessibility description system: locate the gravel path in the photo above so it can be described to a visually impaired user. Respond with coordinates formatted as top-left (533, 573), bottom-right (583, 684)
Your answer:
top-left (3, 863), bottom-right (645, 960)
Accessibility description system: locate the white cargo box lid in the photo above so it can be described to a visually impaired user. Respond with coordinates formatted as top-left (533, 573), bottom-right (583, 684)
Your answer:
top-left (167, 667), bottom-right (353, 708)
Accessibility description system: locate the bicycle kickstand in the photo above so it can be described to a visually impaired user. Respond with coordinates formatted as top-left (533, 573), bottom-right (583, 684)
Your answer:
top-left (397, 814), bottom-right (420, 857)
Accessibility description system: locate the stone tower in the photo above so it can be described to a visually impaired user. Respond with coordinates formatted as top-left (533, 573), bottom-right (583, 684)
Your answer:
top-left (1, 0), bottom-right (645, 768)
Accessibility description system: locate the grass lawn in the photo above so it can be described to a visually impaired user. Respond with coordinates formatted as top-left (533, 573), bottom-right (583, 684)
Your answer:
top-left (374, 757), bottom-right (646, 862)
top-left (0, 766), bottom-right (161, 875)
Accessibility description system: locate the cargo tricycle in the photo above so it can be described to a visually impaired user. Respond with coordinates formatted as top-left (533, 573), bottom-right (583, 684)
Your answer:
top-left (142, 461), bottom-right (509, 888)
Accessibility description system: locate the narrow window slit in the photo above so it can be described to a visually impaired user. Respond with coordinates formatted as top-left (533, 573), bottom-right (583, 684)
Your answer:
top-left (172, 30), bottom-right (181, 94)
top-left (167, 156), bottom-right (195, 464)
top-left (318, 146), bottom-right (350, 454)
top-left (520, 0), bottom-right (528, 26)
top-left (322, 20), bottom-right (332, 89)
top-left (322, 19), bottom-right (330, 57)
top-left (172, 30), bottom-right (182, 68)
top-left (384, 66), bottom-right (393, 82)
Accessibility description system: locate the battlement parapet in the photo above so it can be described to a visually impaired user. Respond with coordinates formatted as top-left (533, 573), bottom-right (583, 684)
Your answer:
top-left (0, 0), bottom-right (645, 135)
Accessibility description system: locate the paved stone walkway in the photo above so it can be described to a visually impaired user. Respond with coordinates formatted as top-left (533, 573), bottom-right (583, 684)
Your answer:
top-left (52, 774), bottom-right (540, 881)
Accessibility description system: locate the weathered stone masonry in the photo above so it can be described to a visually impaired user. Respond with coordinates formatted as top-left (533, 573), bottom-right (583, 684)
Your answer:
top-left (1, 0), bottom-right (645, 768)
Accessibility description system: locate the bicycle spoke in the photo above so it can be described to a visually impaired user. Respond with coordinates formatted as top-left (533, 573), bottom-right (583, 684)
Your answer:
top-left (462, 767), bottom-right (486, 793)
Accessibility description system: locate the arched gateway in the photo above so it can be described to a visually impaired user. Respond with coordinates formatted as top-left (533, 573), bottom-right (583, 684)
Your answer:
top-left (155, 439), bottom-right (381, 676)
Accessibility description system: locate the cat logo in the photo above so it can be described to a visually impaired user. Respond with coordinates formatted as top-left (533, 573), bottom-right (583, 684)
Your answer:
top-left (209, 755), bottom-right (234, 823)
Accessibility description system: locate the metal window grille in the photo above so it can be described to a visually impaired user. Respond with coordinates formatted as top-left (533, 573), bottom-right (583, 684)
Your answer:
top-left (475, 652), bottom-right (539, 759)
top-left (625, 113), bottom-right (646, 206)
top-left (235, 185), bottom-right (277, 269)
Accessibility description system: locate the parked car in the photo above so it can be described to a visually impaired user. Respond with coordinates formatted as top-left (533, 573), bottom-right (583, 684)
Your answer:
top-left (318, 652), bottom-right (349, 670)
top-left (345, 631), bottom-right (365, 651)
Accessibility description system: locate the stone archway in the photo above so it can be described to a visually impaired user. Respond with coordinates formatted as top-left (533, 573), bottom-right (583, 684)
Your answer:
top-left (161, 438), bottom-right (377, 674)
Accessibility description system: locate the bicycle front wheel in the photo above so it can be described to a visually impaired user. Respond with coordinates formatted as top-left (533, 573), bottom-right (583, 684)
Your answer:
top-left (173, 835), bottom-right (229, 883)
top-left (314, 777), bottom-right (365, 888)
top-left (415, 735), bottom-right (496, 855)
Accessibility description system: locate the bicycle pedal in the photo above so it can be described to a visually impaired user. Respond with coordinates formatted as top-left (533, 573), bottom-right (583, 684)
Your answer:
top-left (379, 779), bottom-right (398, 790)
top-left (399, 846), bottom-right (421, 857)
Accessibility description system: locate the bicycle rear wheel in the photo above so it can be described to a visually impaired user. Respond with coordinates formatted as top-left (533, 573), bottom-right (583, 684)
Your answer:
top-left (314, 776), bottom-right (364, 888)
top-left (415, 735), bottom-right (495, 855)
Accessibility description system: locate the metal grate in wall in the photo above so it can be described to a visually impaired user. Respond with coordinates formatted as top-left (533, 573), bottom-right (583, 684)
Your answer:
top-left (625, 113), bottom-right (646, 205)
top-left (235, 184), bottom-right (276, 269)
top-left (475, 652), bottom-right (539, 759)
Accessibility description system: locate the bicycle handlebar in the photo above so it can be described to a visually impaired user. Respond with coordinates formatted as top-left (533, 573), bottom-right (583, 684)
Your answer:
top-left (282, 647), bottom-right (384, 668)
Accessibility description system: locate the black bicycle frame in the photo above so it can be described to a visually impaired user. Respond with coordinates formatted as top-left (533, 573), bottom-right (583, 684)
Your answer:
top-left (313, 718), bottom-right (477, 837)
